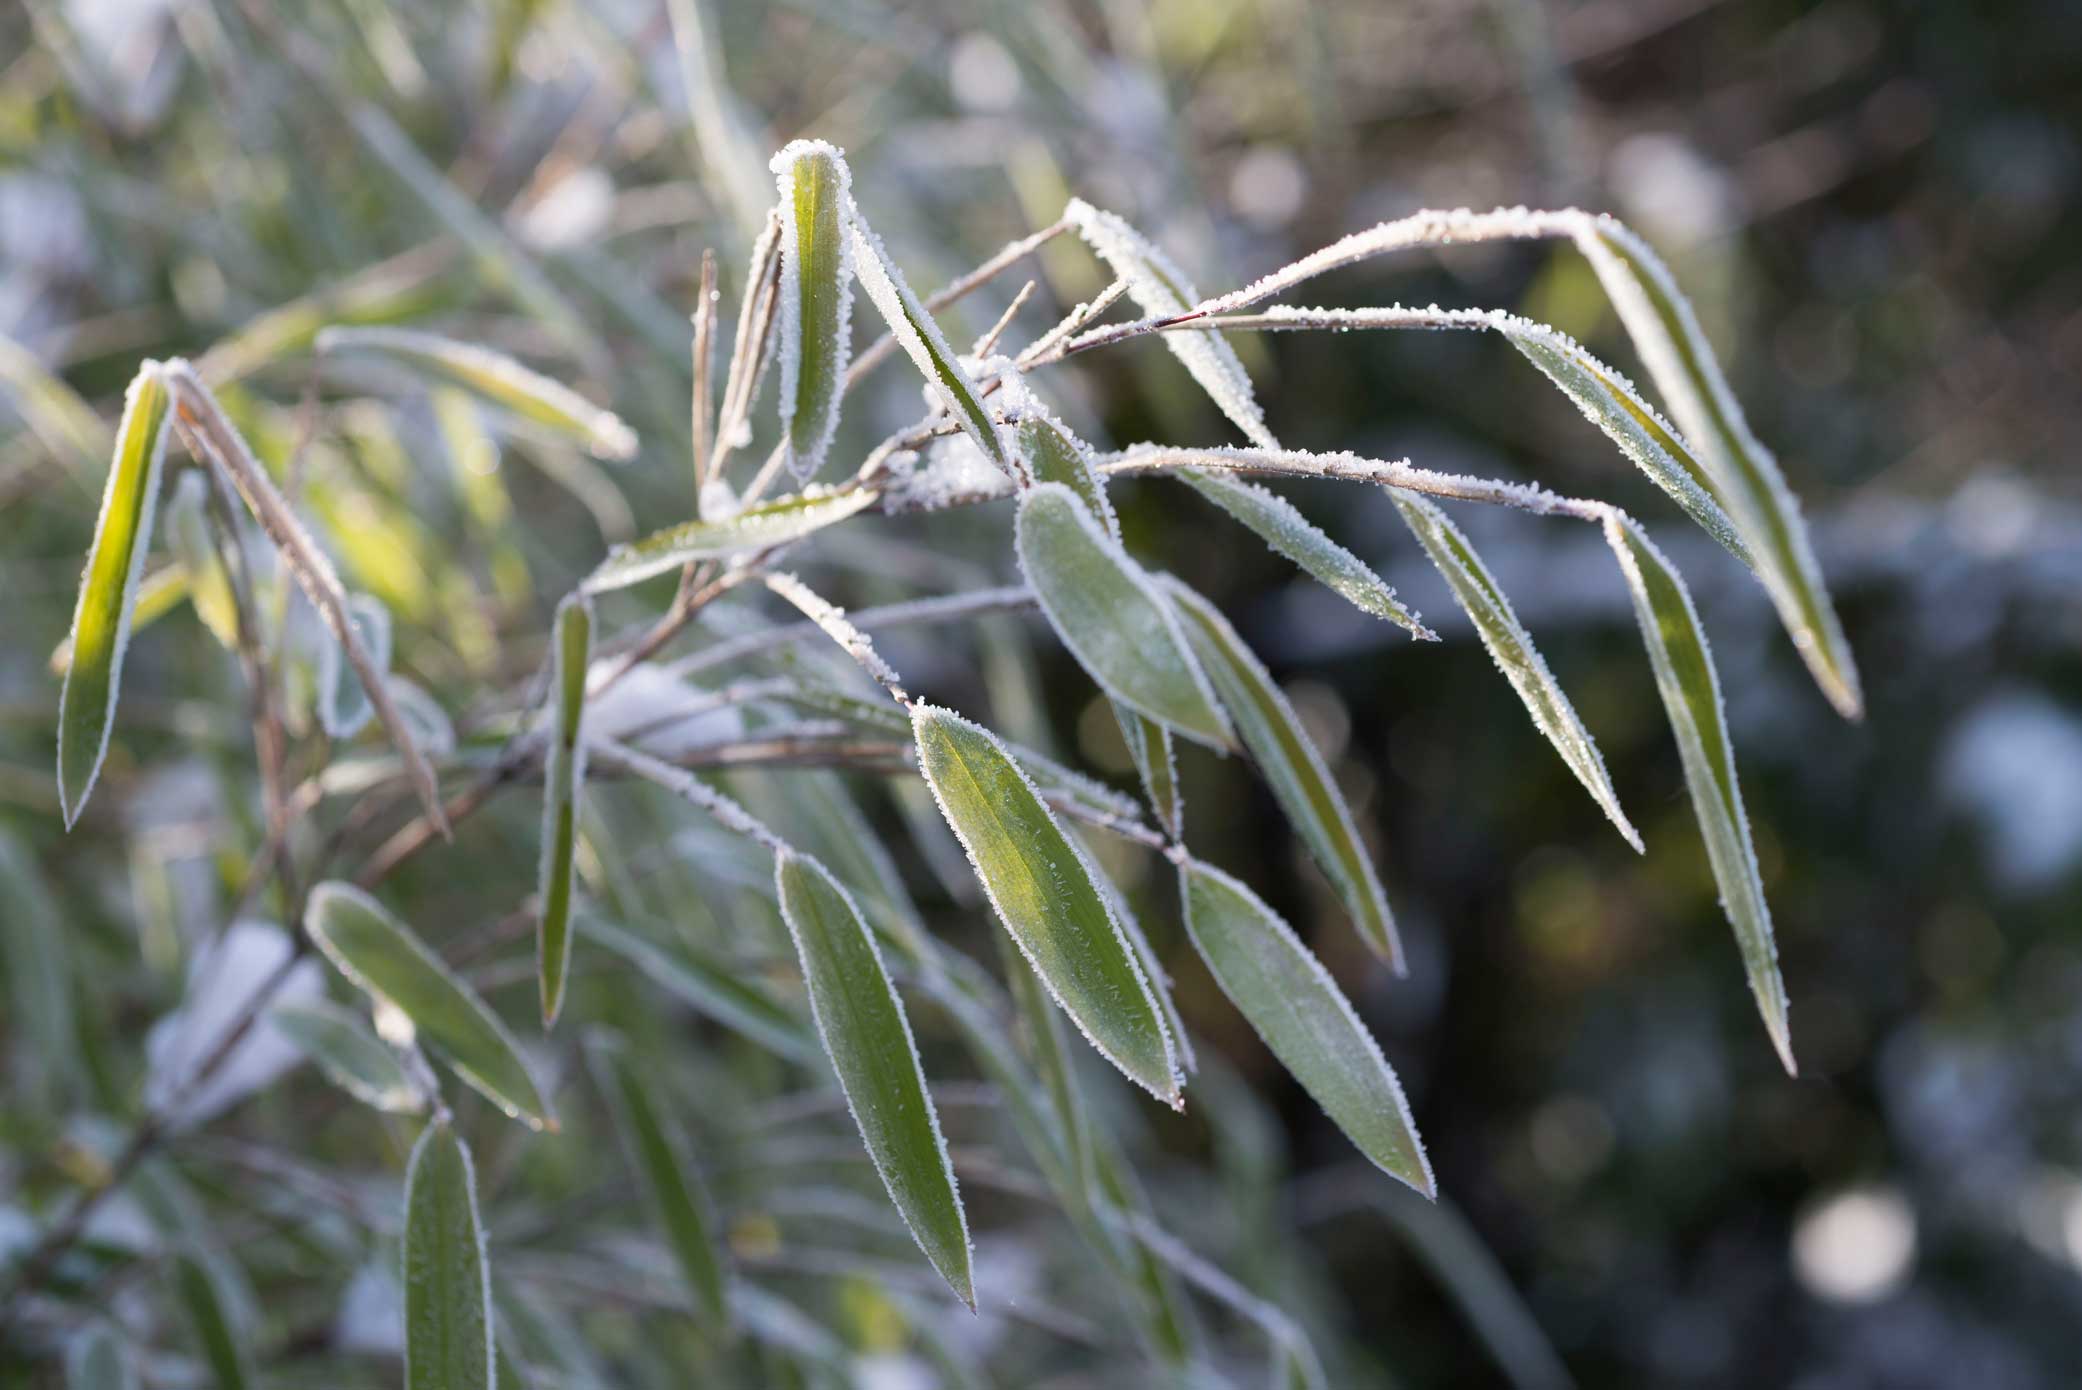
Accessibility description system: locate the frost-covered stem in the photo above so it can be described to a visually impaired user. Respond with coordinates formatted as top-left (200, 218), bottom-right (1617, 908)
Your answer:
top-left (762, 571), bottom-right (911, 706)
top-left (691, 247), bottom-right (718, 490)
top-left (846, 218), bottom-right (1071, 386)
top-left (1039, 789), bottom-right (1177, 859)
top-left (668, 584), bottom-right (1037, 680)
top-left (970, 278), bottom-right (1036, 359)
top-left (1016, 276), bottom-right (1129, 368)
top-left (592, 737), bottom-right (791, 854)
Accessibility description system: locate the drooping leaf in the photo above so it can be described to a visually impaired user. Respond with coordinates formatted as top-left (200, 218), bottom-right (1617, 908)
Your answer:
top-left (403, 1121), bottom-right (494, 1390)
top-left (1163, 578), bottom-right (1403, 967)
top-left (583, 488), bottom-right (876, 593)
top-left (1015, 483), bottom-right (1232, 749)
top-left (774, 850), bottom-right (973, 1306)
top-left (771, 141), bottom-right (855, 477)
top-left (170, 1247), bottom-right (253, 1390)
top-left (539, 593), bottom-right (592, 1027)
top-left (304, 882), bottom-right (556, 1129)
top-left (57, 362), bottom-right (171, 827)
top-left (587, 1035), bottom-right (731, 1327)
top-left (911, 703), bottom-right (1181, 1106)
top-left (1601, 513), bottom-right (1794, 1072)
top-left (1178, 860), bottom-right (1433, 1196)
top-left (1389, 491), bottom-right (1642, 851)
top-left (580, 914), bottom-right (813, 1061)
top-left (271, 1000), bottom-right (426, 1114)
top-left (316, 593), bottom-right (393, 740)
top-left (64, 1325), bottom-right (135, 1390)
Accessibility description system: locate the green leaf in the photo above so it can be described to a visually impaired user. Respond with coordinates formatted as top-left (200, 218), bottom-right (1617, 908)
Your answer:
top-left (846, 210), bottom-right (1007, 471)
top-left (1389, 492), bottom-right (1642, 852)
top-left (583, 488), bottom-right (876, 593)
top-left (772, 141), bottom-right (855, 477)
top-left (580, 914), bottom-right (813, 1060)
top-left (1114, 707), bottom-right (1183, 839)
top-left (304, 882), bottom-right (556, 1130)
top-left (404, 1121), bottom-right (494, 1390)
top-left (1178, 860), bottom-right (1433, 1196)
top-left (170, 1247), bottom-right (253, 1390)
top-left (271, 1000), bottom-right (426, 1113)
top-left (587, 1034), bottom-right (731, 1327)
top-left (1601, 514), bottom-right (1794, 1072)
top-left (911, 703), bottom-right (1182, 1106)
top-left (1015, 483), bottom-right (1232, 749)
top-left (57, 362), bottom-right (172, 828)
top-left (1176, 469), bottom-right (1432, 637)
top-left (1163, 578), bottom-right (1403, 967)
top-left (64, 1326), bottom-right (135, 1390)
top-left (539, 593), bottom-right (592, 1027)
top-left (774, 850), bottom-right (973, 1306)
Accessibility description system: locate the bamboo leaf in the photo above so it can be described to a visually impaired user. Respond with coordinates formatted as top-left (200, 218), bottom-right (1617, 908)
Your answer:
top-left (582, 488), bottom-right (875, 593)
top-left (1178, 860), bottom-right (1433, 1197)
top-left (580, 914), bottom-right (813, 1061)
top-left (64, 1326), bottom-right (134, 1390)
top-left (316, 594), bottom-right (393, 740)
top-left (587, 1035), bottom-right (731, 1327)
top-left (538, 593), bottom-right (592, 1028)
top-left (271, 1000), bottom-right (426, 1114)
top-left (911, 703), bottom-right (1182, 1106)
top-left (1163, 578), bottom-right (1404, 967)
top-left (772, 141), bottom-right (855, 477)
top-left (56, 362), bottom-right (172, 828)
top-left (305, 882), bottom-right (556, 1130)
top-left (171, 1247), bottom-right (253, 1390)
top-left (1389, 492), bottom-right (1642, 852)
top-left (404, 1121), bottom-right (494, 1390)
top-left (1601, 513), bottom-right (1794, 1072)
top-left (1114, 707), bottom-right (1183, 839)
top-left (1014, 483), bottom-right (1232, 749)
top-left (775, 850), bottom-right (974, 1306)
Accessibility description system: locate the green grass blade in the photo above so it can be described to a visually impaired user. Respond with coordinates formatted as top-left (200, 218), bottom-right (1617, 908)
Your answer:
top-left (1164, 578), bottom-right (1404, 967)
top-left (56, 362), bottom-right (171, 828)
top-left (911, 704), bottom-right (1182, 1107)
top-left (1015, 483), bottom-right (1232, 749)
top-left (772, 141), bottom-right (855, 478)
top-left (270, 1000), bottom-right (426, 1114)
top-left (1179, 860), bottom-right (1433, 1197)
top-left (305, 882), bottom-right (556, 1130)
top-left (64, 1325), bottom-right (135, 1390)
top-left (404, 1121), bottom-right (494, 1390)
top-left (775, 850), bottom-right (973, 1307)
top-left (539, 593), bottom-right (592, 1028)
top-left (170, 1247), bottom-right (253, 1390)
top-left (587, 1034), bottom-right (731, 1327)
top-left (1390, 492), bottom-right (1642, 852)
top-left (1601, 514), bottom-right (1794, 1073)
top-left (582, 488), bottom-right (876, 593)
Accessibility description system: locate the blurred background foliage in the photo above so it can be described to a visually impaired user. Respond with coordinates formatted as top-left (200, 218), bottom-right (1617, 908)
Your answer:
top-left (3, 0), bottom-right (2080, 1385)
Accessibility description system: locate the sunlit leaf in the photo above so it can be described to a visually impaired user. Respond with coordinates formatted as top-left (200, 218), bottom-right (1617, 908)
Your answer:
top-left (57, 362), bottom-right (171, 828)
top-left (583, 488), bottom-right (875, 593)
top-left (271, 1000), bottom-right (425, 1114)
top-left (772, 141), bottom-right (855, 477)
top-left (775, 850), bottom-right (973, 1306)
top-left (912, 703), bottom-right (1181, 1106)
top-left (404, 1121), bottom-right (494, 1390)
top-left (305, 882), bottom-right (556, 1130)
top-left (1179, 860), bottom-right (1433, 1196)
top-left (539, 593), bottom-right (592, 1027)
top-left (1601, 513), bottom-right (1793, 1072)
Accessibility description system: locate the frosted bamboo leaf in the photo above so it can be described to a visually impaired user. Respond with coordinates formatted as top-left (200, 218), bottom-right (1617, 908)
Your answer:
top-left (271, 1000), bottom-right (426, 1114)
top-left (1390, 492), bottom-right (1642, 851)
top-left (1114, 707), bottom-right (1183, 839)
top-left (57, 362), bottom-right (171, 828)
top-left (48, 565), bottom-right (187, 677)
top-left (318, 326), bottom-right (637, 460)
top-left (162, 471), bottom-right (239, 647)
top-left (1602, 513), bottom-right (1794, 1072)
top-left (772, 141), bottom-right (855, 478)
top-left (1164, 578), bottom-right (1404, 966)
top-left (305, 882), bottom-right (556, 1129)
top-left (170, 1247), bottom-right (253, 1390)
top-left (588, 1035), bottom-right (731, 1326)
top-left (584, 488), bottom-right (875, 592)
top-left (912, 704), bottom-right (1182, 1106)
top-left (775, 851), bottom-right (974, 1306)
top-left (538, 593), bottom-right (591, 1028)
top-left (845, 207), bottom-right (1008, 471)
top-left (1015, 483), bottom-right (1232, 750)
top-left (316, 594), bottom-right (392, 740)
top-left (1179, 860), bottom-right (1433, 1197)
top-left (403, 1121), bottom-right (494, 1390)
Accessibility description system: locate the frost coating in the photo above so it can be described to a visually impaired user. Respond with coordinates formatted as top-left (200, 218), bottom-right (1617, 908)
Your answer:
top-left (584, 485), bottom-right (876, 592)
top-left (402, 1121), bottom-right (494, 1390)
top-left (770, 140), bottom-right (856, 479)
top-left (764, 570), bottom-right (908, 703)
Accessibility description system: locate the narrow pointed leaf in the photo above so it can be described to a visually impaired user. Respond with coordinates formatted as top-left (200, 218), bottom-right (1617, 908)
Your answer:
top-left (911, 704), bottom-right (1181, 1106)
top-left (316, 594), bottom-right (392, 740)
top-left (1179, 860), bottom-right (1433, 1196)
top-left (1390, 492), bottom-right (1642, 851)
top-left (170, 1248), bottom-right (253, 1390)
top-left (775, 850), bottom-right (973, 1306)
top-left (1163, 579), bottom-right (1403, 967)
top-left (588, 1035), bottom-right (730, 1326)
top-left (772, 141), bottom-right (855, 477)
top-left (1114, 707), bottom-right (1183, 839)
top-left (1601, 514), bottom-right (1794, 1072)
top-left (1015, 483), bottom-right (1232, 749)
top-left (304, 882), bottom-right (555, 1130)
top-left (404, 1122), bottom-right (494, 1390)
top-left (583, 488), bottom-right (875, 592)
top-left (539, 593), bottom-right (592, 1027)
top-left (271, 1000), bottom-right (426, 1114)
top-left (57, 362), bottom-right (172, 827)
